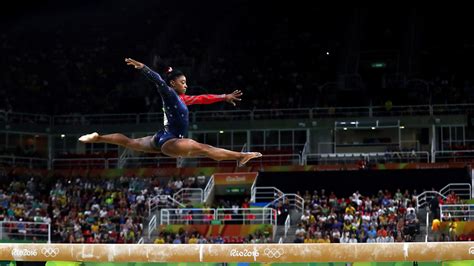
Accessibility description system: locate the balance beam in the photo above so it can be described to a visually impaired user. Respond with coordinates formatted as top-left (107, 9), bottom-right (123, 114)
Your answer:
top-left (2, 242), bottom-right (474, 262)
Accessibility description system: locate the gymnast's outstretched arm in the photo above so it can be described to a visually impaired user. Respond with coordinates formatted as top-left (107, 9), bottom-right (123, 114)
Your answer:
top-left (125, 58), bottom-right (176, 99)
top-left (181, 90), bottom-right (242, 106)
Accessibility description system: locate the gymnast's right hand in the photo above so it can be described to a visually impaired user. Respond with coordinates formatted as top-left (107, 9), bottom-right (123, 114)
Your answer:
top-left (125, 58), bottom-right (144, 69)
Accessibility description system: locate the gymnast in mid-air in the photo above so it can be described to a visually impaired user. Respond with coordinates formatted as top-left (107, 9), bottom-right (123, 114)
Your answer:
top-left (79, 58), bottom-right (262, 166)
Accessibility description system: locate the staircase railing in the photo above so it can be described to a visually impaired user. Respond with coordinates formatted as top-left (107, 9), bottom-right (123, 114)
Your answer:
top-left (264, 193), bottom-right (305, 213)
top-left (416, 191), bottom-right (446, 210)
top-left (148, 195), bottom-right (185, 216)
top-left (148, 214), bottom-right (157, 239)
top-left (425, 211), bottom-right (429, 242)
top-left (416, 183), bottom-right (471, 210)
top-left (203, 176), bottom-right (215, 202)
top-left (439, 183), bottom-right (472, 200)
top-left (117, 148), bottom-right (130, 169)
top-left (173, 188), bottom-right (203, 204)
top-left (284, 214), bottom-right (291, 239)
top-left (252, 186), bottom-right (283, 203)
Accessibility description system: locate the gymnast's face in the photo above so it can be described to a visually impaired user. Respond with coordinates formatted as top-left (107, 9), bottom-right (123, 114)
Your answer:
top-left (170, 75), bottom-right (187, 94)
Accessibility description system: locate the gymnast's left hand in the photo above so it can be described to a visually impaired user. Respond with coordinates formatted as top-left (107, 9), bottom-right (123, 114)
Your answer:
top-left (225, 90), bottom-right (243, 106)
top-left (125, 58), bottom-right (144, 69)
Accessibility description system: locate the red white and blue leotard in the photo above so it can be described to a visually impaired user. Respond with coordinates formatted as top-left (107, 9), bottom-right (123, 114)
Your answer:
top-left (141, 65), bottom-right (226, 149)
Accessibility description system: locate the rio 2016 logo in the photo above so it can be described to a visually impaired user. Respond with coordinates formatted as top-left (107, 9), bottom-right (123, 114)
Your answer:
top-left (230, 248), bottom-right (260, 261)
top-left (10, 247), bottom-right (60, 258)
top-left (229, 247), bottom-right (284, 261)
top-left (11, 248), bottom-right (38, 257)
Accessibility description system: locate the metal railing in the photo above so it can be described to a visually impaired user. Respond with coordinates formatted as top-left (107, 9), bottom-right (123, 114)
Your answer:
top-left (53, 113), bottom-right (146, 125)
top-left (250, 177), bottom-right (257, 203)
top-left (0, 153), bottom-right (305, 169)
top-left (0, 221), bottom-right (51, 243)
top-left (284, 214), bottom-right (291, 239)
top-left (252, 186), bottom-right (285, 204)
top-left (160, 208), bottom-right (216, 225)
top-left (5, 103), bottom-right (474, 127)
top-left (148, 215), bottom-right (157, 239)
top-left (250, 154), bottom-right (302, 166)
top-left (425, 211), bottom-right (429, 242)
top-left (416, 191), bottom-right (446, 210)
top-left (415, 183), bottom-right (471, 211)
top-left (371, 105), bottom-right (433, 117)
top-left (117, 149), bottom-right (132, 169)
top-left (301, 141), bottom-right (310, 165)
top-left (1, 111), bottom-right (51, 125)
top-left (173, 188), bottom-right (203, 203)
top-left (160, 208), bottom-right (276, 225)
top-left (252, 187), bottom-right (304, 212)
top-left (117, 156), bottom-right (177, 168)
top-left (306, 151), bottom-right (430, 165)
top-left (439, 183), bottom-right (472, 200)
top-left (148, 195), bottom-right (185, 216)
top-left (433, 150), bottom-right (474, 163)
top-left (441, 139), bottom-right (474, 150)
top-left (252, 109), bottom-right (313, 120)
top-left (317, 141), bottom-right (421, 154)
top-left (264, 194), bottom-right (305, 213)
top-left (51, 156), bottom-right (177, 169)
top-left (179, 157), bottom-right (240, 168)
top-left (440, 204), bottom-right (474, 221)
top-left (191, 110), bottom-right (252, 122)
top-left (5, 149), bottom-right (474, 170)
top-left (432, 103), bottom-right (474, 115)
top-left (203, 175), bottom-right (215, 203)
top-left (0, 156), bottom-right (48, 169)
top-left (51, 158), bottom-right (108, 169)
top-left (215, 208), bottom-right (276, 225)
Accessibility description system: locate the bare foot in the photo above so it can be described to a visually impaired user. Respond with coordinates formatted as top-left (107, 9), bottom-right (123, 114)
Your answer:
top-left (238, 152), bottom-right (263, 167)
top-left (78, 132), bottom-right (100, 143)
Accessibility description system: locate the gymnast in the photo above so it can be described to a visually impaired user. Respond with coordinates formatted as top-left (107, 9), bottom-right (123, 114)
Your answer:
top-left (79, 58), bottom-right (262, 166)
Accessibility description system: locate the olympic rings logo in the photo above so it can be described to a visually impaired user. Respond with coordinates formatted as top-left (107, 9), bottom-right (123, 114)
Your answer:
top-left (469, 247), bottom-right (474, 255)
top-left (263, 248), bottom-right (284, 258)
top-left (41, 247), bottom-right (59, 257)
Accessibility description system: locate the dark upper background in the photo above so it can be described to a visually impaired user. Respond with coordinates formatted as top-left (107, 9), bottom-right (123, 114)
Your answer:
top-left (2, 3), bottom-right (474, 114)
